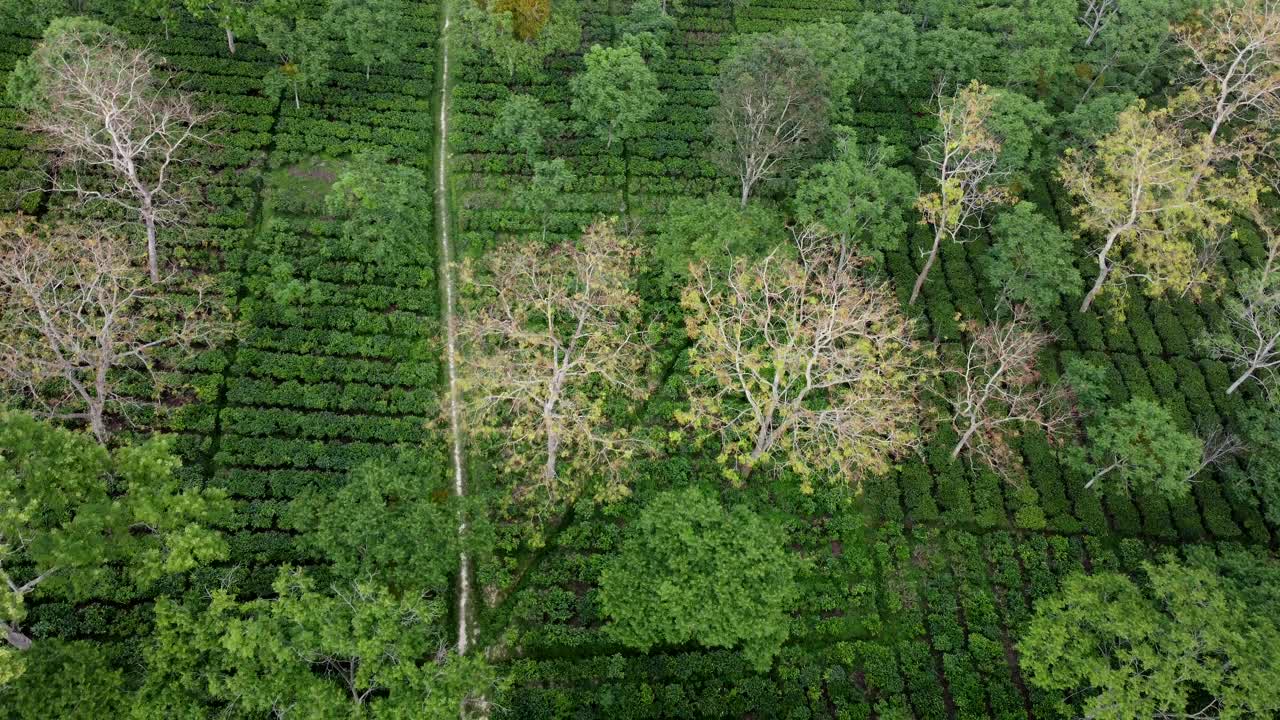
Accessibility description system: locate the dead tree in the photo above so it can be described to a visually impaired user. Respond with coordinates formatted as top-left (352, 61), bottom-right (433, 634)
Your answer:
top-left (679, 226), bottom-right (928, 489)
top-left (13, 21), bottom-right (215, 282)
top-left (911, 81), bottom-right (1009, 305)
top-left (458, 221), bottom-right (652, 510)
top-left (0, 216), bottom-right (230, 443)
top-left (945, 307), bottom-right (1074, 478)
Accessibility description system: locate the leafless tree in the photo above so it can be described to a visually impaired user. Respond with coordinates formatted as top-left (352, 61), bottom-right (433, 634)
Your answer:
top-left (458, 221), bottom-right (652, 512)
top-left (1173, 0), bottom-right (1280, 152)
top-left (0, 216), bottom-right (231, 443)
top-left (910, 81), bottom-right (1010, 305)
top-left (944, 307), bottom-right (1074, 478)
top-left (1188, 426), bottom-right (1245, 481)
top-left (679, 226), bottom-right (928, 490)
top-left (1200, 264), bottom-right (1280, 396)
top-left (14, 22), bottom-right (215, 282)
top-left (711, 32), bottom-right (829, 207)
top-left (1080, 0), bottom-right (1118, 47)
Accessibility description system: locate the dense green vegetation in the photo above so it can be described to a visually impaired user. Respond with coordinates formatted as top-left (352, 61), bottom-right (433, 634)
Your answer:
top-left (2, 0), bottom-right (1280, 718)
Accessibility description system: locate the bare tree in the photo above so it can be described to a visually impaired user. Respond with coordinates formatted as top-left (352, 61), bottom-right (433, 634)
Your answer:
top-left (910, 81), bottom-right (1010, 305)
top-left (679, 226), bottom-right (928, 490)
top-left (1200, 265), bottom-right (1280, 396)
top-left (711, 31), bottom-right (829, 208)
top-left (945, 307), bottom-right (1074, 477)
top-left (1173, 0), bottom-right (1280, 152)
top-left (0, 216), bottom-right (231, 443)
top-left (1080, 0), bottom-right (1117, 47)
top-left (12, 20), bottom-right (215, 282)
top-left (458, 221), bottom-right (652, 512)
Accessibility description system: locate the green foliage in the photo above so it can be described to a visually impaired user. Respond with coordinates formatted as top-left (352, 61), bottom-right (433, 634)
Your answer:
top-left (288, 450), bottom-right (472, 595)
top-left (325, 151), bottom-right (431, 266)
top-left (514, 157), bottom-right (576, 238)
top-left (988, 89), bottom-right (1053, 187)
top-left (5, 16), bottom-right (117, 112)
top-left (598, 488), bottom-right (799, 671)
top-left (1019, 556), bottom-right (1280, 720)
top-left (1075, 398), bottom-right (1203, 498)
top-left (251, 0), bottom-right (333, 108)
top-left (570, 44), bottom-right (662, 148)
top-left (493, 93), bottom-right (560, 162)
top-left (460, 0), bottom-right (581, 80)
top-left (327, 0), bottom-right (412, 78)
top-left (851, 11), bottom-right (919, 97)
top-left (0, 411), bottom-right (228, 679)
top-left (1234, 406), bottom-right (1280, 527)
top-left (649, 194), bottom-right (785, 294)
top-left (140, 568), bottom-right (501, 718)
top-left (1, 640), bottom-right (124, 719)
top-left (985, 201), bottom-right (1082, 316)
top-left (792, 130), bottom-right (916, 263)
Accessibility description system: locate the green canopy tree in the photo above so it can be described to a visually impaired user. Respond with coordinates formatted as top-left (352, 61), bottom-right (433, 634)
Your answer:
top-left (251, 0), bottom-right (332, 108)
top-left (139, 569), bottom-right (500, 718)
top-left (649, 194), bottom-right (784, 296)
top-left (493, 93), bottom-right (560, 162)
top-left (0, 412), bottom-right (228, 681)
top-left (1019, 555), bottom-right (1280, 720)
top-left (570, 44), bottom-right (662, 148)
top-left (461, 0), bottom-right (580, 80)
top-left (850, 11), bottom-right (919, 97)
top-left (514, 157), bottom-right (576, 239)
top-left (985, 201), bottom-right (1082, 317)
top-left (598, 488), bottom-right (799, 672)
top-left (325, 152), bottom-right (431, 266)
top-left (183, 0), bottom-right (256, 53)
top-left (327, 0), bottom-right (413, 79)
top-left (1075, 398), bottom-right (1203, 497)
top-left (792, 131), bottom-right (916, 264)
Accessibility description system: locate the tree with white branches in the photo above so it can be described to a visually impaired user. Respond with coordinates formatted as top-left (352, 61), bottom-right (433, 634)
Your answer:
top-left (910, 81), bottom-right (1011, 305)
top-left (1173, 0), bottom-right (1280, 154)
top-left (946, 308), bottom-right (1075, 477)
top-left (458, 221), bottom-right (652, 513)
top-left (678, 226), bottom-right (928, 491)
top-left (0, 216), bottom-right (230, 444)
top-left (1200, 263), bottom-right (1280, 396)
top-left (1080, 0), bottom-right (1117, 47)
top-left (8, 18), bottom-right (215, 282)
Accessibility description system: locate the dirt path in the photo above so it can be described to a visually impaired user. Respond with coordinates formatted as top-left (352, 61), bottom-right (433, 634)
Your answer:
top-left (433, 1), bottom-right (471, 656)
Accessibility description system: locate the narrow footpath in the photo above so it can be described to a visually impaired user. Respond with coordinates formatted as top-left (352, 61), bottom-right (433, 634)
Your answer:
top-left (432, 1), bottom-right (472, 656)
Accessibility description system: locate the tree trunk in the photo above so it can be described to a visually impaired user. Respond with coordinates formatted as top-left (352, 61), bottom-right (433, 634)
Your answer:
top-left (1080, 229), bottom-right (1121, 313)
top-left (3, 623), bottom-right (32, 651)
top-left (88, 397), bottom-right (108, 445)
top-left (294, 84), bottom-right (301, 110)
top-left (951, 423), bottom-right (978, 459)
top-left (143, 204), bottom-right (160, 283)
top-left (225, 27), bottom-right (236, 55)
top-left (909, 229), bottom-right (943, 305)
top-left (1226, 368), bottom-right (1254, 395)
top-left (740, 178), bottom-right (751, 208)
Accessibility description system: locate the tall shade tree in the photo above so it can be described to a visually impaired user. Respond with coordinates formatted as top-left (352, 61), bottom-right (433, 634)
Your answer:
top-left (598, 488), bottom-right (798, 673)
top-left (328, 0), bottom-right (413, 79)
top-left (458, 221), bottom-right (651, 514)
top-left (1019, 556), bottom-right (1280, 720)
top-left (183, 0), bottom-right (254, 54)
top-left (0, 217), bottom-right (231, 443)
top-left (945, 309), bottom-right (1074, 476)
top-left (984, 201), bottom-right (1083, 317)
top-left (711, 29), bottom-right (830, 207)
top-left (1199, 266), bottom-right (1280, 396)
top-left (7, 18), bottom-right (216, 282)
top-left (1075, 398), bottom-right (1203, 497)
top-left (325, 151), bottom-right (432, 266)
top-left (1172, 0), bottom-right (1280, 154)
top-left (461, 0), bottom-right (580, 80)
top-left (0, 412), bottom-right (228, 675)
top-left (139, 568), bottom-right (501, 718)
top-left (678, 228), bottom-right (927, 490)
top-left (910, 81), bottom-right (1011, 305)
top-left (514, 157), bottom-right (576, 240)
top-left (251, 0), bottom-right (332, 109)
top-left (792, 131), bottom-right (917, 264)
top-left (1062, 102), bottom-right (1236, 313)
top-left (570, 44), bottom-right (662, 148)
top-left (493, 93), bottom-right (560, 162)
